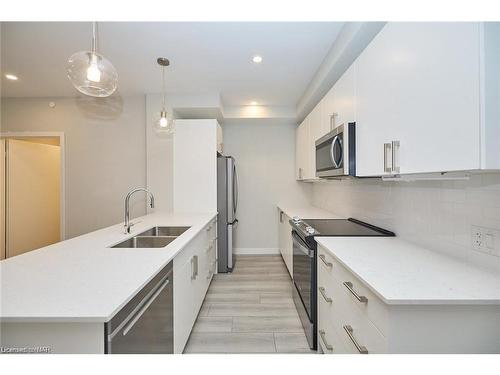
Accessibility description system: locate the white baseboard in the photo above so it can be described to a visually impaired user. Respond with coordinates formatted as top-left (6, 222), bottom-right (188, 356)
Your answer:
top-left (234, 247), bottom-right (280, 255)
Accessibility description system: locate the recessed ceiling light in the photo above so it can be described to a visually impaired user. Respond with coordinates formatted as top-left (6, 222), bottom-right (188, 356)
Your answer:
top-left (250, 101), bottom-right (258, 105)
top-left (5, 74), bottom-right (18, 81)
top-left (252, 55), bottom-right (263, 64)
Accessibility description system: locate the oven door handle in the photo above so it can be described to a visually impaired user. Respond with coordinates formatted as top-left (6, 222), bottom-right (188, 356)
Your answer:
top-left (292, 231), bottom-right (314, 258)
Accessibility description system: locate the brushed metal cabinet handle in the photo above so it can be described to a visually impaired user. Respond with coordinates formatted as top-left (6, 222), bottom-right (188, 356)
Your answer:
top-left (330, 112), bottom-right (338, 131)
top-left (391, 140), bottom-right (400, 173)
top-left (318, 287), bottom-right (332, 303)
top-left (319, 254), bottom-right (333, 268)
top-left (343, 325), bottom-right (368, 354)
top-left (343, 281), bottom-right (368, 303)
top-left (319, 329), bottom-right (333, 351)
top-left (191, 255), bottom-right (199, 280)
top-left (383, 143), bottom-right (392, 173)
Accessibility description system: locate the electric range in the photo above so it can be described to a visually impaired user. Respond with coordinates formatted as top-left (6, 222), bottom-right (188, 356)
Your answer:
top-left (289, 217), bottom-right (395, 350)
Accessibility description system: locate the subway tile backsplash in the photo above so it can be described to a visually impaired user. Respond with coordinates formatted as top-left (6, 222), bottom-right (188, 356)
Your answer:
top-left (311, 173), bottom-right (500, 273)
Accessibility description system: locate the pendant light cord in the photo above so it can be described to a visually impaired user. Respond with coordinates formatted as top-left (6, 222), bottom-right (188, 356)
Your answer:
top-left (161, 66), bottom-right (166, 110)
top-left (91, 21), bottom-right (97, 54)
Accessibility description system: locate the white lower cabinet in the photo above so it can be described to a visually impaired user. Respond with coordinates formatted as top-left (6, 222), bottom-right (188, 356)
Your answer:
top-left (173, 218), bottom-right (217, 353)
top-left (317, 245), bottom-right (500, 354)
top-left (278, 210), bottom-right (293, 277)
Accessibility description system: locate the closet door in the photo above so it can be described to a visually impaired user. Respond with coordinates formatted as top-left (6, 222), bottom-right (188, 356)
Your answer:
top-left (6, 139), bottom-right (61, 258)
top-left (1, 139), bottom-right (5, 260)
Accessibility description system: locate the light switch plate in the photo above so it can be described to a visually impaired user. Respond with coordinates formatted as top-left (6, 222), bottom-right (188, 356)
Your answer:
top-left (471, 225), bottom-right (500, 257)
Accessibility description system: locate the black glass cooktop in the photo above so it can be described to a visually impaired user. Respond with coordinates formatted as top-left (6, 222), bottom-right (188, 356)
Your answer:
top-left (294, 218), bottom-right (395, 237)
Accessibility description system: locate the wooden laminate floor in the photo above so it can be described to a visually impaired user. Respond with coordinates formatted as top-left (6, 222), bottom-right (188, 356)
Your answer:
top-left (184, 255), bottom-right (315, 354)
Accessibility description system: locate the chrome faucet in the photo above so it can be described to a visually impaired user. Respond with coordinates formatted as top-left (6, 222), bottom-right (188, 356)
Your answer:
top-left (124, 188), bottom-right (155, 234)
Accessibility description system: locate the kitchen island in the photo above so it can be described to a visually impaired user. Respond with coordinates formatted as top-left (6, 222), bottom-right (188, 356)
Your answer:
top-left (0, 212), bottom-right (217, 353)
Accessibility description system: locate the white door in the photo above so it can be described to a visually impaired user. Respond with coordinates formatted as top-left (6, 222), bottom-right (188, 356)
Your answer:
top-left (6, 139), bottom-right (61, 258)
top-left (320, 88), bottom-right (335, 136)
top-left (295, 119), bottom-right (309, 180)
top-left (332, 64), bottom-right (356, 127)
top-left (0, 140), bottom-right (5, 260)
top-left (356, 22), bottom-right (481, 176)
top-left (307, 105), bottom-right (323, 180)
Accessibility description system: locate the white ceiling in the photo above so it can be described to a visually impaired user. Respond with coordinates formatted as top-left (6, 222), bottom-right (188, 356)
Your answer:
top-left (1, 22), bottom-right (343, 107)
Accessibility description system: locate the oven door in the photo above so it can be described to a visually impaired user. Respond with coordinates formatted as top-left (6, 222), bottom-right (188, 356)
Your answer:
top-left (292, 230), bottom-right (317, 349)
top-left (315, 125), bottom-right (345, 178)
top-left (292, 231), bottom-right (314, 320)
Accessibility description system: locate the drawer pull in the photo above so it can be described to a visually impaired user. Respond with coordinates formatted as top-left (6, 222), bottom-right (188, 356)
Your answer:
top-left (206, 225), bottom-right (212, 231)
top-left (343, 281), bottom-right (368, 303)
top-left (343, 325), bottom-right (368, 354)
top-left (206, 244), bottom-right (213, 253)
top-left (318, 287), bottom-right (332, 304)
top-left (319, 329), bottom-right (333, 351)
top-left (319, 254), bottom-right (333, 268)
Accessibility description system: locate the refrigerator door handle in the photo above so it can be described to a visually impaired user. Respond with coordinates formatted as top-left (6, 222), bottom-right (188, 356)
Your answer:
top-left (227, 223), bottom-right (234, 270)
top-left (233, 164), bottom-right (238, 218)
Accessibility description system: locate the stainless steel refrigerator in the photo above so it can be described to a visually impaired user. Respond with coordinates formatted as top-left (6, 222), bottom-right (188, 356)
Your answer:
top-left (217, 155), bottom-right (238, 272)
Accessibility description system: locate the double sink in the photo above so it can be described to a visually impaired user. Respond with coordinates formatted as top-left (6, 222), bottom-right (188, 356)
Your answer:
top-left (111, 226), bottom-right (191, 248)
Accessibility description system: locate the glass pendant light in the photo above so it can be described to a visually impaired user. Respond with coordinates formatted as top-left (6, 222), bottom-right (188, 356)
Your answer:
top-left (154, 57), bottom-right (174, 135)
top-left (66, 22), bottom-right (118, 97)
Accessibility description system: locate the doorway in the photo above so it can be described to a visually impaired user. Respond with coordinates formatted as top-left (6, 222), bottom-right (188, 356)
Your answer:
top-left (1, 134), bottom-right (65, 260)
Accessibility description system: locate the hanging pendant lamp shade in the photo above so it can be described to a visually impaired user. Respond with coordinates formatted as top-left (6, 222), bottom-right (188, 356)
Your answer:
top-left (66, 22), bottom-right (118, 97)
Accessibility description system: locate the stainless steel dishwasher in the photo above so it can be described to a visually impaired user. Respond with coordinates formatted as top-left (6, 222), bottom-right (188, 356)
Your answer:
top-left (105, 261), bottom-right (173, 353)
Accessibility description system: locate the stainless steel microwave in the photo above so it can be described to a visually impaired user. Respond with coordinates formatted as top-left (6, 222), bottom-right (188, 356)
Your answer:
top-left (315, 122), bottom-right (356, 178)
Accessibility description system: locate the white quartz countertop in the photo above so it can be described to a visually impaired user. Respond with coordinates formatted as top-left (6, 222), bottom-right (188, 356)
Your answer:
top-left (316, 237), bottom-right (500, 305)
top-left (277, 204), bottom-right (342, 220)
top-left (0, 212), bottom-right (217, 323)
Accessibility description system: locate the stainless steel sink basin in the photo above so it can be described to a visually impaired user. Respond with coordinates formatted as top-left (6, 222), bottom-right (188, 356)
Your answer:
top-left (111, 236), bottom-right (177, 248)
top-left (136, 226), bottom-right (191, 237)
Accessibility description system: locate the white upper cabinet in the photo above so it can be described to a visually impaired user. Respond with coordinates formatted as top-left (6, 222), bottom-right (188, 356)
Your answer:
top-left (296, 104), bottom-right (322, 181)
top-left (356, 22), bottom-right (494, 176)
top-left (307, 104), bottom-right (323, 180)
top-left (295, 117), bottom-right (309, 180)
top-left (297, 22), bottom-right (499, 180)
top-left (331, 64), bottom-right (356, 129)
top-left (320, 64), bottom-right (356, 139)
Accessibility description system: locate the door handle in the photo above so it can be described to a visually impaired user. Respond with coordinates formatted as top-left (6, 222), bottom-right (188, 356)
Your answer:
top-left (391, 140), bottom-right (400, 173)
top-left (330, 112), bottom-right (338, 131)
top-left (318, 286), bottom-right (333, 303)
top-left (343, 325), bottom-right (368, 354)
top-left (319, 329), bottom-right (334, 351)
top-left (319, 254), bottom-right (333, 268)
top-left (383, 143), bottom-right (392, 173)
top-left (343, 281), bottom-right (368, 303)
top-left (191, 255), bottom-right (199, 280)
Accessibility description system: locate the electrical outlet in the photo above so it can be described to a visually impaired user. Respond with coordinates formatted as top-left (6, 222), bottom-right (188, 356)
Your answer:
top-left (471, 225), bottom-right (500, 257)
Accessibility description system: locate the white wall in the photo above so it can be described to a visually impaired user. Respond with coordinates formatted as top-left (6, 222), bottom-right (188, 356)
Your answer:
top-left (1, 96), bottom-right (147, 239)
top-left (223, 120), bottom-right (312, 254)
top-left (311, 176), bottom-right (500, 272)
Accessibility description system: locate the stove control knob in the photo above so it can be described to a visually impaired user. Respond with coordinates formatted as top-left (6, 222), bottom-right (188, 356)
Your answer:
top-left (306, 226), bottom-right (315, 234)
top-left (292, 216), bottom-right (301, 223)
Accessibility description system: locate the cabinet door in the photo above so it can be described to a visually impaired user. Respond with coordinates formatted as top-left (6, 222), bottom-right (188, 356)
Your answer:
top-left (306, 105), bottom-right (322, 180)
top-left (320, 87), bottom-right (335, 136)
top-left (394, 23), bottom-right (480, 174)
top-left (295, 119), bottom-right (309, 180)
top-left (284, 217), bottom-right (293, 278)
top-left (332, 64), bottom-right (356, 127)
top-left (356, 22), bottom-right (481, 176)
top-left (278, 211), bottom-right (293, 277)
top-left (173, 255), bottom-right (197, 353)
top-left (278, 210), bottom-right (286, 258)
